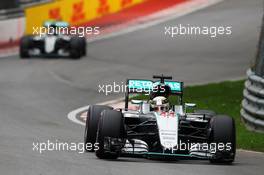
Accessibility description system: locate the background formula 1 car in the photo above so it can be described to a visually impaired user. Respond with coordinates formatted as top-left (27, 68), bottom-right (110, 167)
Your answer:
top-left (84, 75), bottom-right (236, 163)
top-left (19, 21), bottom-right (86, 59)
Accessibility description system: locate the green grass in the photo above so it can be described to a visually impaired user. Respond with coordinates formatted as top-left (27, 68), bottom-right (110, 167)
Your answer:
top-left (131, 80), bottom-right (264, 152)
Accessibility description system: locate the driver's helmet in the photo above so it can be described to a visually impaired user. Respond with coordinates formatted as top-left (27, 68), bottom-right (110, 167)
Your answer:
top-left (150, 84), bottom-right (171, 99)
top-left (150, 96), bottom-right (170, 112)
top-left (48, 24), bottom-right (58, 35)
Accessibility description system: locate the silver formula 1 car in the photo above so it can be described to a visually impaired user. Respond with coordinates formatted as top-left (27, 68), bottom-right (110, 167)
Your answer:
top-left (19, 21), bottom-right (86, 59)
top-left (84, 75), bottom-right (236, 163)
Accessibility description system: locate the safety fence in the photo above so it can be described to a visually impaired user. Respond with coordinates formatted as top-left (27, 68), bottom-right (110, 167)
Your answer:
top-left (241, 69), bottom-right (264, 133)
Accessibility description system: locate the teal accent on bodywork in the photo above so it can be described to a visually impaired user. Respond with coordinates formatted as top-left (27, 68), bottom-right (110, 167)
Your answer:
top-left (128, 79), bottom-right (182, 92)
top-left (43, 21), bottom-right (69, 28)
top-left (128, 80), bottom-right (153, 91)
top-left (125, 152), bottom-right (209, 159)
top-left (154, 81), bottom-right (182, 92)
top-left (164, 81), bottom-right (182, 92)
top-left (146, 152), bottom-right (193, 157)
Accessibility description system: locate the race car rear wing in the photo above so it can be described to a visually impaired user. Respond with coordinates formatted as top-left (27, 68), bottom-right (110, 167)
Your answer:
top-left (124, 78), bottom-right (184, 110)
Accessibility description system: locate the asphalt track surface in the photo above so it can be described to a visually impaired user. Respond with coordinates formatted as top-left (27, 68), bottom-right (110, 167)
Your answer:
top-left (0, 0), bottom-right (264, 174)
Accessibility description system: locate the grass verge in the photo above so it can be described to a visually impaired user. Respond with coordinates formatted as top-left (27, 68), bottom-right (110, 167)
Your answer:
top-left (132, 80), bottom-right (264, 152)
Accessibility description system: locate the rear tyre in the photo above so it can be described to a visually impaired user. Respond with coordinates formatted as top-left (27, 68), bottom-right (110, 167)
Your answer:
top-left (209, 115), bottom-right (236, 164)
top-left (84, 105), bottom-right (112, 152)
top-left (95, 110), bottom-right (125, 159)
top-left (69, 37), bottom-right (81, 59)
top-left (20, 36), bottom-right (31, 58)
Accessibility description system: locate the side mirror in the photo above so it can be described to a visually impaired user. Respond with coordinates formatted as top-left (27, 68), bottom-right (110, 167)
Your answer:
top-left (185, 103), bottom-right (196, 113)
top-left (131, 100), bottom-right (150, 114)
top-left (131, 100), bottom-right (143, 105)
top-left (175, 105), bottom-right (184, 115)
top-left (185, 103), bottom-right (196, 108)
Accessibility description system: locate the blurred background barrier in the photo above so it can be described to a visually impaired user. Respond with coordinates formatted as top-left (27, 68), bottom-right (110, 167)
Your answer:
top-left (25, 0), bottom-right (146, 34)
top-left (0, 8), bottom-right (23, 20)
top-left (0, 0), bottom-right (146, 48)
top-left (0, 0), bottom-right (52, 20)
top-left (241, 13), bottom-right (264, 133)
top-left (0, 17), bottom-right (25, 47)
top-left (0, 0), bottom-right (51, 48)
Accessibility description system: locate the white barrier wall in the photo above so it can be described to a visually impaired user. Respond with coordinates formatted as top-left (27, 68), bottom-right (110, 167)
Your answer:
top-left (0, 17), bottom-right (25, 43)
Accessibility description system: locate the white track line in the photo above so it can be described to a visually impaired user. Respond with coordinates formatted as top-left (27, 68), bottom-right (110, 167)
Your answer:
top-left (67, 98), bottom-right (124, 126)
top-left (67, 105), bottom-right (89, 126)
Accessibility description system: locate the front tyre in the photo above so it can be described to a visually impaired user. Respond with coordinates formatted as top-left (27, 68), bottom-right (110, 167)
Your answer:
top-left (79, 37), bottom-right (86, 56)
top-left (20, 36), bottom-right (31, 58)
top-left (209, 115), bottom-right (236, 163)
top-left (95, 110), bottom-right (125, 159)
top-left (84, 105), bottom-right (112, 152)
top-left (69, 37), bottom-right (81, 59)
